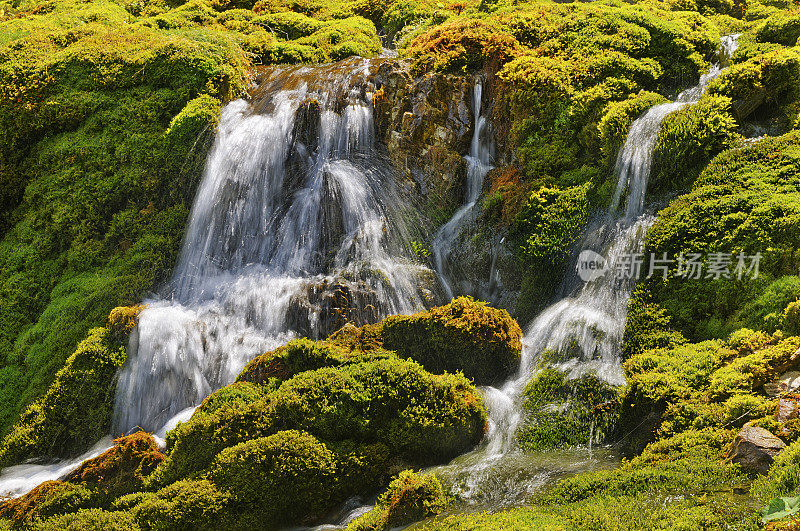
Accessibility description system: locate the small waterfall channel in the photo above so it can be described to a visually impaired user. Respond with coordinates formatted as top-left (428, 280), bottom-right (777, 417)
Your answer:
top-left (432, 34), bottom-right (741, 509)
top-left (432, 79), bottom-right (494, 300)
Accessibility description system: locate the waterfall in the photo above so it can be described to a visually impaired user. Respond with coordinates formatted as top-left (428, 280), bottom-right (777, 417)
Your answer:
top-left (432, 79), bottom-right (494, 300)
top-left (113, 59), bottom-right (431, 435)
top-left (0, 58), bottom-right (433, 498)
top-left (435, 34), bottom-right (741, 507)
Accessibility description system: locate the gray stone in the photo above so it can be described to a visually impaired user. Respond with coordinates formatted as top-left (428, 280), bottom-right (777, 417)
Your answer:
top-left (726, 423), bottom-right (786, 475)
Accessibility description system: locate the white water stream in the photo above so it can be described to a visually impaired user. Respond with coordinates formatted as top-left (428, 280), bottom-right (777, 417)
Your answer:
top-left (432, 79), bottom-right (494, 300)
top-left (433, 34), bottom-right (741, 508)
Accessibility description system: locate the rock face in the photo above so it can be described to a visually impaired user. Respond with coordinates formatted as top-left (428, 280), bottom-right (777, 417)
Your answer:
top-left (369, 60), bottom-right (477, 220)
top-left (765, 369), bottom-right (800, 396)
top-left (726, 423), bottom-right (786, 475)
top-left (777, 394), bottom-right (800, 423)
top-left (368, 61), bottom-right (518, 308)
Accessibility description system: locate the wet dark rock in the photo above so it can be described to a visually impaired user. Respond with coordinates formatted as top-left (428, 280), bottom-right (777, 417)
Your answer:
top-left (285, 276), bottom-right (383, 339)
top-left (369, 60), bottom-right (476, 217)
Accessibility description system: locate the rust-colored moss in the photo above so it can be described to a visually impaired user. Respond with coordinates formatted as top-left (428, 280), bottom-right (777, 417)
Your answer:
top-left (0, 481), bottom-right (65, 524)
top-left (0, 480), bottom-right (92, 527)
top-left (107, 305), bottom-right (146, 339)
top-left (64, 432), bottom-right (165, 498)
top-left (486, 166), bottom-right (533, 226)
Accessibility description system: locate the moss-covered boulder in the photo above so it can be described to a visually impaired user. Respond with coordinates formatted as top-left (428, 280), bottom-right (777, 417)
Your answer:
top-left (63, 432), bottom-right (165, 499)
top-left (0, 327), bottom-right (127, 468)
top-left (347, 470), bottom-right (447, 531)
top-left (236, 338), bottom-right (393, 385)
top-left (650, 94), bottom-right (740, 192)
top-left (128, 479), bottom-right (232, 530)
top-left (208, 430), bottom-right (337, 528)
top-left (517, 367), bottom-right (620, 451)
top-left (328, 297), bottom-right (522, 385)
top-left (153, 356), bottom-right (485, 485)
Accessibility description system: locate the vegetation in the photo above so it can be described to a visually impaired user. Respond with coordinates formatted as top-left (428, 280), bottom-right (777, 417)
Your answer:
top-left (327, 297), bottom-right (522, 385)
top-left (517, 367), bottom-right (620, 451)
top-left (0, 324), bottom-right (127, 466)
top-left (347, 470), bottom-right (448, 530)
top-left (5, 0), bottom-right (800, 527)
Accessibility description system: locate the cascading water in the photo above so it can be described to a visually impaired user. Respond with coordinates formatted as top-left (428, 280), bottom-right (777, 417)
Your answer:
top-left (114, 59), bottom-right (432, 435)
top-left (0, 36), bottom-right (742, 514)
top-left (0, 58), bottom-right (433, 497)
top-left (434, 34), bottom-right (741, 508)
top-left (432, 79), bottom-right (494, 300)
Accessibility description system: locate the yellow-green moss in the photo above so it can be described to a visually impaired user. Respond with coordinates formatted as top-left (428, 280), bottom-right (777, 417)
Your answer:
top-left (0, 327), bottom-right (126, 467)
top-left (347, 470), bottom-right (448, 531)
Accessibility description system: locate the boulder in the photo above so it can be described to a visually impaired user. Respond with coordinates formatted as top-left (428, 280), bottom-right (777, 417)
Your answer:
top-left (726, 423), bottom-right (786, 475)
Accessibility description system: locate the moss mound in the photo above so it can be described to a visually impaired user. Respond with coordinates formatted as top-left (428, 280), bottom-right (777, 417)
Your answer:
top-left (128, 478), bottom-right (232, 530)
top-left (347, 470), bottom-right (447, 530)
top-left (236, 337), bottom-right (394, 385)
top-left (328, 297), bottom-right (522, 385)
top-left (517, 367), bottom-right (620, 451)
top-left (32, 508), bottom-right (140, 531)
top-left (641, 130), bottom-right (800, 342)
top-left (63, 432), bottom-right (165, 499)
top-left (0, 327), bottom-right (126, 467)
top-left (0, 480), bottom-right (96, 528)
top-left (208, 430), bottom-right (337, 527)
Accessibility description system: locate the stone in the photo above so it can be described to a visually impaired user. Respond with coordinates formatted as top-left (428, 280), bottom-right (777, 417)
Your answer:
top-left (778, 371), bottom-right (800, 393)
top-left (765, 370), bottom-right (800, 396)
top-left (725, 423), bottom-right (786, 475)
top-left (777, 394), bottom-right (800, 423)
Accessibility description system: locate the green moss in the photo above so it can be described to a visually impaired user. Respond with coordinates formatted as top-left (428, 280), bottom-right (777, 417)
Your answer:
top-left (418, 508), bottom-right (568, 530)
top-left (32, 508), bottom-right (140, 531)
top-left (152, 356), bottom-right (485, 485)
top-left (708, 335), bottom-right (800, 398)
top-left (510, 183), bottom-right (590, 322)
top-left (208, 430), bottom-right (336, 528)
top-left (543, 456), bottom-right (745, 504)
top-left (129, 479), bottom-right (232, 531)
top-left (707, 46), bottom-right (800, 123)
top-left (0, 327), bottom-right (126, 467)
top-left (756, 11), bottom-right (800, 45)
top-left (0, 481), bottom-right (96, 528)
top-left (752, 438), bottom-right (800, 502)
top-left (553, 493), bottom-right (758, 531)
top-left (643, 130), bottom-right (800, 341)
top-left (236, 337), bottom-right (393, 385)
top-left (623, 288), bottom-right (687, 358)
top-left (347, 470), bottom-right (447, 531)
top-left (651, 94), bottom-right (740, 192)
top-left (517, 368), bottom-right (620, 451)
top-left (377, 297), bottom-right (522, 385)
